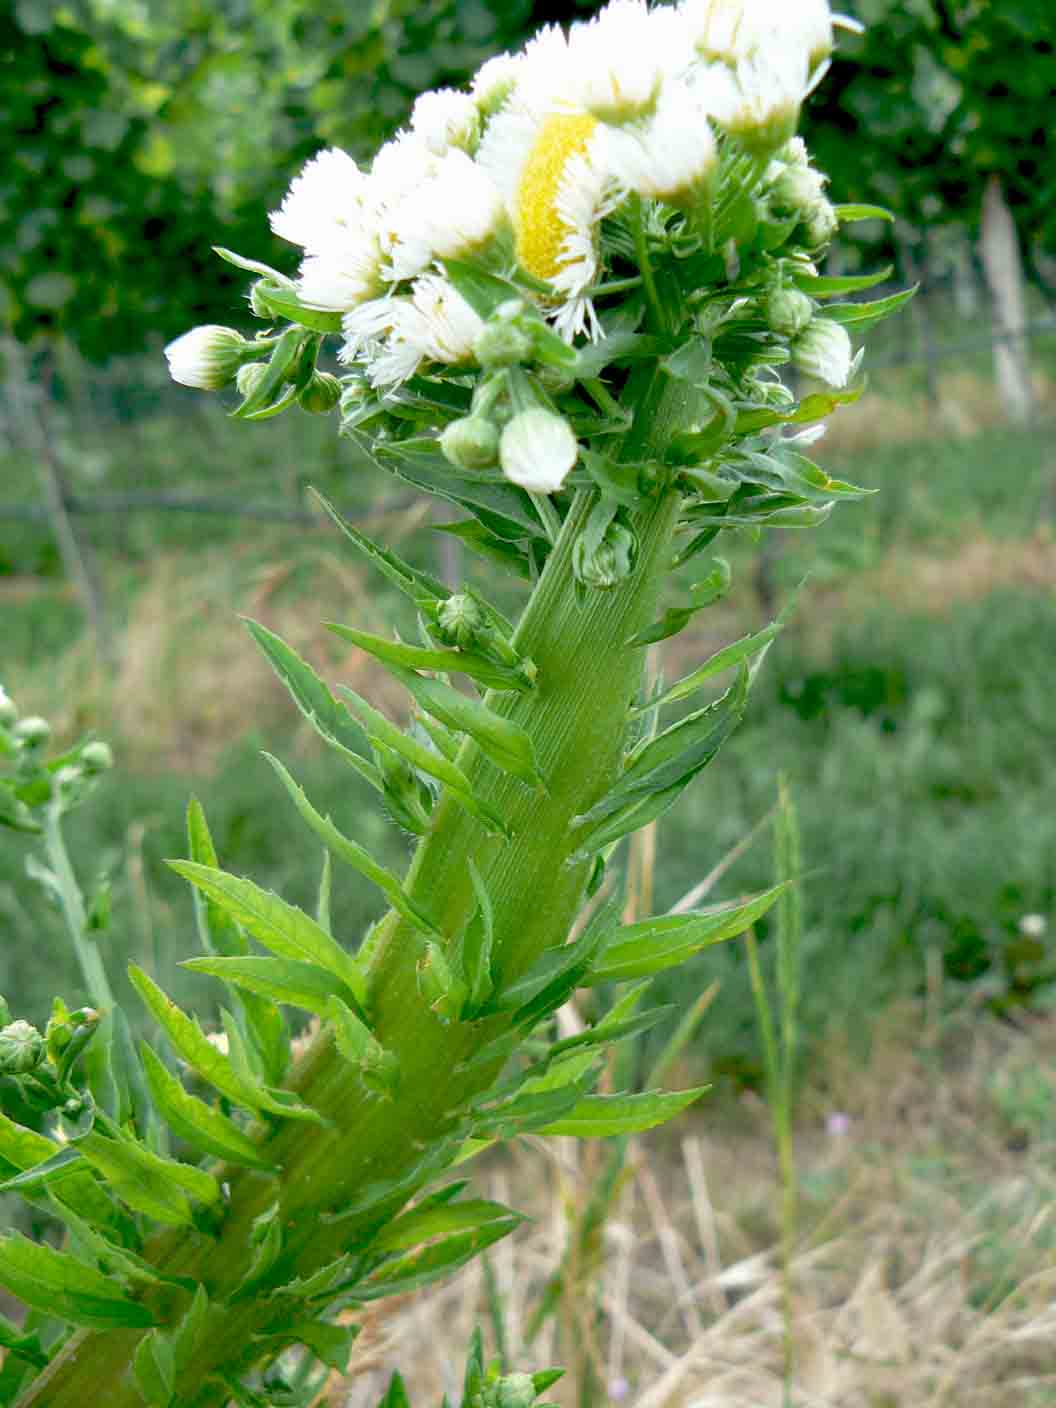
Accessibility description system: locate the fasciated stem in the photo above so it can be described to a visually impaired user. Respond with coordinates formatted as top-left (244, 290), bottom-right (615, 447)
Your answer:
top-left (19, 374), bottom-right (695, 1408)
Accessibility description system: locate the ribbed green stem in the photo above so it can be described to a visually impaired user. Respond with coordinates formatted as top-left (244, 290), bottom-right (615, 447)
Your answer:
top-left (19, 372), bottom-right (693, 1408)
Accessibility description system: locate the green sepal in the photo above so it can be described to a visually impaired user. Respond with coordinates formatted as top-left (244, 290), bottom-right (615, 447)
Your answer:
top-left (182, 955), bottom-right (359, 1021)
top-left (538, 1087), bottom-right (708, 1137)
top-left (628, 558), bottom-right (731, 646)
top-left (388, 665), bottom-right (542, 786)
top-left (137, 1042), bottom-right (274, 1171)
top-left (260, 755), bottom-right (440, 937)
top-left (631, 620), bottom-right (780, 714)
top-left (832, 203), bottom-right (895, 224)
top-left (819, 285), bottom-right (917, 332)
top-left (128, 965), bottom-right (322, 1123)
top-left (168, 855), bottom-right (367, 1001)
top-left (586, 884), bottom-right (786, 983)
top-left (327, 622), bottom-right (531, 693)
top-left (0, 1232), bottom-right (156, 1330)
top-left (244, 620), bottom-right (383, 795)
top-left (133, 1328), bottom-right (176, 1407)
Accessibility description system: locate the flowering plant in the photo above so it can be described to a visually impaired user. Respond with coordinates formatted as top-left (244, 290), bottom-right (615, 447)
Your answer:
top-left (1, 4), bottom-right (909, 1405)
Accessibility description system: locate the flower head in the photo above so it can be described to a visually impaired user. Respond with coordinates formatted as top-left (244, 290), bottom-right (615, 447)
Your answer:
top-left (164, 325), bottom-right (246, 390)
top-left (564, 0), bottom-right (679, 122)
top-left (297, 229), bottom-right (386, 311)
top-left (600, 79), bottom-right (719, 205)
top-left (411, 88), bottom-right (481, 156)
top-left (792, 317), bottom-right (853, 387)
top-left (342, 274), bottom-right (484, 387)
top-left (707, 47), bottom-right (810, 154)
top-left (269, 148), bottom-right (369, 254)
top-left (681, 0), bottom-right (838, 71)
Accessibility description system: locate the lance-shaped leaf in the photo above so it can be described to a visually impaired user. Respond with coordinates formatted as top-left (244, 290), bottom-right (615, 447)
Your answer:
top-left (327, 622), bottom-right (530, 693)
top-left (733, 382), bottom-right (864, 434)
top-left (261, 756), bottom-right (439, 936)
top-left (245, 620), bottom-right (383, 796)
top-left (335, 689), bottom-right (508, 837)
top-left (349, 1208), bottom-right (525, 1301)
top-left (230, 327), bottom-right (303, 420)
top-left (272, 1254), bottom-right (355, 1304)
top-left (487, 920), bottom-right (607, 1023)
top-left (251, 280), bottom-right (343, 334)
top-left (129, 965), bottom-right (321, 1123)
top-left (0, 1113), bottom-right (117, 1227)
top-left (453, 861), bottom-right (495, 1014)
top-left (388, 664), bottom-right (541, 785)
top-left (0, 1233), bottom-right (156, 1329)
top-left (169, 856), bottom-right (367, 1002)
top-left (49, 1194), bottom-right (185, 1291)
top-left (832, 203), bottom-right (894, 224)
top-left (328, 997), bottom-right (400, 1096)
top-left (183, 954), bottom-right (355, 1019)
top-left (186, 798), bottom-right (246, 957)
top-left (213, 246), bottom-right (296, 287)
top-left (254, 1319), bottom-right (357, 1374)
top-left (79, 1126), bottom-right (219, 1227)
top-left (628, 559), bottom-right (732, 646)
top-left (791, 265), bottom-right (892, 297)
top-left (632, 623), bottom-right (779, 715)
top-left (133, 1327), bottom-right (176, 1407)
top-left (538, 1087), bottom-right (708, 1137)
top-left (472, 1082), bottom-right (593, 1139)
top-left (310, 490), bottom-right (448, 604)
top-left (371, 1198), bottom-right (524, 1256)
top-left (820, 286), bottom-right (917, 333)
top-left (586, 885), bottom-right (786, 984)
top-left (435, 519), bottom-right (535, 579)
top-left (373, 439), bottom-right (546, 542)
top-left (138, 1043), bottom-right (272, 1171)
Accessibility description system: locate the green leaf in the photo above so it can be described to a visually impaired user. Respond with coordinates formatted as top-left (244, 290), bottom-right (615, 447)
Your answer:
top-left (327, 622), bottom-right (530, 693)
top-left (129, 965), bottom-right (321, 1123)
top-left (791, 266), bottom-right (892, 296)
top-left (587, 885), bottom-right (786, 983)
top-left (351, 1214), bottom-right (524, 1301)
top-left (328, 997), bottom-right (400, 1096)
top-left (261, 756), bottom-right (439, 936)
top-left (628, 559), bottom-right (732, 646)
top-left (251, 280), bottom-right (343, 333)
top-left (538, 1087), bottom-right (708, 1137)
top-left (633, 622), bottom-right (779, 713)
top-left (335, 690), bottom-right (508, 837)
top-left (388, 665), bottom-right (541, 785)
top-left (819, 286), bottom-right (918, 332)
top-left (186, 798), bottom-right (247, 957)
top-left (440, 260), bottom-right (526, 319)
top-left (0, 1145), bottom-right (88, 1199)
top-left (373, 440), bottom-right (545, 542)
top-left (244, 620), bottom-right (383, 795)
top-left (434, 519), bottom-right (534, 579)
top-left (213, 247), bottom-right (295, 288)
top-left (232, 1207), bottom-right (284, 1301)
top-left (79, 1128), bottom-right (218, 1227)
top-left (309, 490), bottom-right (449, 604)
top-left (488, 921), bottom-right (606, 1023)
top-left (0, 1113), bottom-right (117, 1227)
top-left (133, 1329), bottom-right (176, 1407)
top-left (832, 203), bottom-right (894, 224)
top-left (255, 1319), bottom-right (356, 1373)
top-left (0, 1233), bottom-right (156, 1330)
top-left (183, 955), bottom-right (356, 1019)
top-left (173, 1285), bottom-right (210, 1375)
top-left (168, 857), bottom-right (366, 1000)
top-left (372, 1199), bottom-right (524, 1255)
top-left (138, 1043), bottom-right (272, 1171)
top-left (456, 861), bottom-right (495, 1013)
top-left (231, 328), bottom-right (303, 419)
top-left (48, 1193), bottom-right (183, 1291)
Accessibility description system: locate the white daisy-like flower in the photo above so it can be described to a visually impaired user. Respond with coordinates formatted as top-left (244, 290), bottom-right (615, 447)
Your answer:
top-left (342, 275), bottom-right (484, 387)
top-left (386, 150), bottom-right (507, 280)
top-left (792, 317), bottom-right (853, 387)
top-left (707, 46), bottom-right (811, 154)
top-left (411, 87), bottom-right (481, 156)
top-left (598, 78), bottom-right (718, 205)
top-left (164, 325), bottom-right (246, 390)
top-left (471, 51), bottom-right (522, 116)
top-left (369, 133), bottom-right (442, 213)
top-left (269, 148), bottom-right (369, 255)
top-left (563, 0), bottom-right (682, 123)
top-left (499, 408), bottom-right (579, 493)
top-left (681, 0), bottom-right (837, 70)
top-left (297, 227), bottom-right (385, 311)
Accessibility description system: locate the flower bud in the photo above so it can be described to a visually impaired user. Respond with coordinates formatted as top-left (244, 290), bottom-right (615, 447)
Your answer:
top-left (802, 198), bottom-right (838, 249)
top-left (236, 362), bottom-right (269, 398)
top-left (12, 716), bottom-right (50, 750)
top-left (495, 1374), bottom-right (536, 1408)
top-left (164, 325), bottom-right (247, 391)
top-left (768, 163), bottom-right (827, 221)
top-left (767, 287), bottom-right (814, 339)
top-left (573, 520), bottom-right (637, 589)
top-left (440, 416), bottom-right (502, 471)
top-left (473, 320), bottom-right (535, 370)
top-left (0, 1020), bottom-right (45, 1075)
top-left (792, 318), bottom-right (854, 388)
top-left (0, 688), bottom-right (16, 727)
top-left (79, 741), bottom-right (113, 775)
top-left (436, 593), bottom-right (486, 650)
top-left (499, 409), bottom-right (578, 494)
top-left (298, 372), bottom-right (342, 414)
top-left (248, 281), bottom-right (276, 320)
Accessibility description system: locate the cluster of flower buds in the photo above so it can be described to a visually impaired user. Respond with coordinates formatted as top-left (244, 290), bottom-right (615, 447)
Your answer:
top-left (1, 686), bottom-right (114, 832)
top-left (0, 995), bottom-right (99, 1117)
top-left (166, 0), bottom-right (898, 524)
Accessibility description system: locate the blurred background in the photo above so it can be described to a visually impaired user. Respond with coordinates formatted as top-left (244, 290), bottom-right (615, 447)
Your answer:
top-left (2, 2), bottom-right (1055, 1402)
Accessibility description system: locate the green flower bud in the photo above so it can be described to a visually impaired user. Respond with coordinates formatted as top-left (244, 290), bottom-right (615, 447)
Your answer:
top-left (495, 1374), bottom-right (536, 1408)
top-left (79, 741), bottom-right (113, 775)
top-left (436, 593), bottom-right (486, 650)
top-left (573, 520), bottom-right (638, 589)
top-left (0, 1020), bottom-right (45, 1075)
top-left (0, 688), bottom-right (16, 727)
top-left (298, 372), bottom-right (342, 414)
top-left (802, 198), bottom-right (838, 249)
top-left (440, 416), bottom-right (502, 471)
top-left (12, 716), bottom-right (50, 750)
top-left (249, 280), bottom-right (276, 319)
top-left (473, 319), bottom-right (534, 370)
top-left (767, 287), bottom-right (814, 339)
top-left (769, 163), bottom-right (826, 221)
top-left (792, 318), bottom-right (853, 388)
top-left (235, 362), bottom-right (269, 398)
top-left (164, 325), bottom-right (247, 391)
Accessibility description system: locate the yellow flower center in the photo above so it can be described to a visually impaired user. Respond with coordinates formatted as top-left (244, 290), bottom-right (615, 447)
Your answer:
top-left (514, 113), bottom-right (598, 283)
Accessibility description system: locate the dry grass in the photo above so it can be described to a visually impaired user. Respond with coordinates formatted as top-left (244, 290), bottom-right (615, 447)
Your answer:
top-left (326, 1004), bottom-right (1056, 1408)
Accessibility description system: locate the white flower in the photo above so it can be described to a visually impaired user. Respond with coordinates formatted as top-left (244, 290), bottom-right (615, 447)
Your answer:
top-left (563, 0), bottom-right (681, 122)
top-left (269, 148), bottom-right (370, 255)
top-left (499, 408), bottom-right (579, 492)
top-left (411, 87), bottom-right (481, 155)
top-left (369, 133), bottom-right (442, 211)
top-left (164, 325), bottom-right (246, 390)
top-left (472, 52), bottom-right (522, 116)
top-left (385, 150), bottom-right (507, 280)
top-left (342, 275), bottom-right (484, 387)
top-left (707, 46), bottom-right (810, 154)
top-left (297, 228), bottom-right (385, 311)
top-left (792, 318), bottom-right (853, 387)
top-left (681, 0), bottom-right (838, 70)
top-left (599, 79), bottom-right (718, 204)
